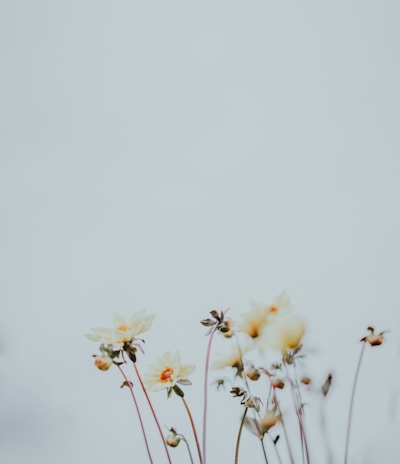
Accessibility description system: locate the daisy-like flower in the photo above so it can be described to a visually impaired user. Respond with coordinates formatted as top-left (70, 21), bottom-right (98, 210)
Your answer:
top-left (211, 343), bottom-right (248, 377)
top-left (239, 291), bottom-right (292, 339)
top-left (86, 310), bottom-right (155, 348)
top-left (261, 313), bottom-right (306, 352)
top-left (144, 351), bottom-right (195, 396)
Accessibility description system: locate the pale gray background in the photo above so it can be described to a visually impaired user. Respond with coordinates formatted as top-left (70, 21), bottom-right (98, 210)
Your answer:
top-left (1, 1), bottom-right (400, 463)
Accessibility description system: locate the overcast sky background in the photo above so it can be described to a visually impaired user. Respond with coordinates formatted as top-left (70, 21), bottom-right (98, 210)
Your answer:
top-left (1, 1), bottom-right (400, 463)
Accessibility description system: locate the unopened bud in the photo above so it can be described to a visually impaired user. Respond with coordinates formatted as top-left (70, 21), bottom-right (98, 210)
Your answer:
top-left (245, 366), bottom-right (260, 381)
top-left (166, 429), bottom-right (181, 447)
top-left (271, 378), bottom-right (285, 389)
top-left (93, 354), bottom-right (113, 371)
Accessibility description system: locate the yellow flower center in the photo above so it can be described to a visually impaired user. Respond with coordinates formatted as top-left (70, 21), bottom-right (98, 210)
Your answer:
top-left (117, 325), bottom-right (129, 331)
top-left (160, 367), bottom-right (174, 382)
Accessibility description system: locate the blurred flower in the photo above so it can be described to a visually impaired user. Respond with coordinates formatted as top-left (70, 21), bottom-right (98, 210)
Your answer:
top-left (211, 344), bottom-right (247, 377)
top-left (260, 409), bottom-right (281, 433)
top-left (261, 313), bottom-right (306, 352)
top-left (86, 310), bottom-right (155, 348)
top-left (144, 351), bottom-right (195, 394)
top-left (245, 364), bottom-right (260, 381)
top-left (239, 291), bottom-right (292, 339)
top-left (93, 354), bottom-right (113, 371)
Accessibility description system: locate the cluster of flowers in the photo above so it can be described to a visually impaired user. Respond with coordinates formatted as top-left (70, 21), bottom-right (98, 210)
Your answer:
top-left (86, 292), bottom-right (384, 464)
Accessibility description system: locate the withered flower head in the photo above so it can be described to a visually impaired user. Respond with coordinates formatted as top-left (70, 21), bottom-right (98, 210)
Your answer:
top-left (361, 326), bottom-right (385, 346)
top-left (166, 428), bottom-right (181, 447)
top-left (201, 309), bottom-right (234, 337)
top-left (245, 395), bottom-right (262, 412)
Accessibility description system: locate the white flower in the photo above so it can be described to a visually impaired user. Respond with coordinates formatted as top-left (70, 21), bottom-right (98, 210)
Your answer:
top-left (86, 310), bottom-right (155, 348)
top-left (211, 343), bottom-right (248, 372)
top-left (144, 351), bottom-right (195, 392)
top-left (261, 313), bottom-right (306, 352)
top-left (239, 291), bottom-right (292, 339)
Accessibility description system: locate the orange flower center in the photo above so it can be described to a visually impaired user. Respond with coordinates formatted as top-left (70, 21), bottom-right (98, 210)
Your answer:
top-left (160, 367), bottom-right (174, 382)
top-left (117, 325), bottom-right (129, 331)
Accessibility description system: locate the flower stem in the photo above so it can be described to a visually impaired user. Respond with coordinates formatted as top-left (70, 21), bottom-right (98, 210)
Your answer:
top-left (182, 397), bottom-right (203, 464)
top-left (260, 438), bottom-right (269, 464)
top-left (202, 325), bottom-right (217, 464)
top-left (344, 342), bottom-right (366, 464)
top-left (235, 407), bottom-right (248, 464)
top-left (273, 390), bottom-right (295, 464)
top-left (117, 365), bottom-right (154, 464)
top-left (179, 435), bottom-right (195, 464)
top-left (133, 362), bottom-right (173, 464)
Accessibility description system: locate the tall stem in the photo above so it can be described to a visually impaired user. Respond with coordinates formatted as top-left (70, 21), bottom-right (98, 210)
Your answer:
top-left (260, 438), bottom-right (269, 464)
top-left (273, 390), bottom-right (295, 464)
top-left (179, 435), bottom-right (195, 464)
top-left (182, 397), bottom-right (203, 464)
top-left (202, 325), bottom-right (217, 464)
top-left (344, 342), bottom-right (366, 464)
top-left (117, 365), bottom-right (154, 464)
top-left (133, 362), bottom-right (173, 464)
top-left (235, 407), bottom-right (248, 464)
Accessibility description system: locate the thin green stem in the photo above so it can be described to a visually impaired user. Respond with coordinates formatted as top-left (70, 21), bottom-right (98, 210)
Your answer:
top-left (344, 342), bottom-right (366, 464)
top-left (117, 365), bottom-right (154, 464)
top-left (133, 362), bottom-right (173, 464)
top-left (202, 325), bottom-right (217, 464)
top-left (182, 397), bottom-right (203, 464)
top-left (235, 407), bottom-right (248, 464)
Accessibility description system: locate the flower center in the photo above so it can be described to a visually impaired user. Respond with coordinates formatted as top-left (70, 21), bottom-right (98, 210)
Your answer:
top-left (160, 367), bottom-right (174, 382)
top-left (117, 325), bottom-right (129, 331)
top-left (269, 306), bottom-right (278, 314)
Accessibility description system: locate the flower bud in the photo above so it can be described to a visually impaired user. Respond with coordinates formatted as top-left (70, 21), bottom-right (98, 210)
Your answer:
top-left (94, 354), bottom-right (113, 371)
top-left (271, 378), bottom-right (285, 389)
top-left (245, 395), bottom-right (261, 412)
top-left (166, 430), bottom-right (181, 447)
top-left (245, 365), bottom-right (260, 381)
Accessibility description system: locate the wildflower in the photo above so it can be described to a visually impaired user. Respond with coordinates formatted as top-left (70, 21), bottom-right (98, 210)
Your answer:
top-left (143, 351), bottom-right (195, 396)
top-left (239, 291), bottom-right (292, 339)
top-left (261, 313), bottom-right (306, 352)
top-left (93, 354), bottom-right (113, 371)
top-left (260, 409), bottom-right (281, 433)
top-left (211, 344), bottom-right (247, 377)
top-left (86, 310), bottom-right (155, 348)
top-left (361, 326), bottom-right (384, 346)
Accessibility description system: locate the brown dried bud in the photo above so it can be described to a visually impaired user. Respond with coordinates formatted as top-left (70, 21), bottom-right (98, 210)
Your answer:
top-left (271, 378), bottom-right (285, 389)
top-left (301, 377), bottom-right (311, 385)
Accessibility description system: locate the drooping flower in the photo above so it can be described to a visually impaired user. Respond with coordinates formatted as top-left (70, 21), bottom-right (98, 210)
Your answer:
top-left (144, 351), bottom-right (195, 394)
top-left (86, 310), bottom-right (155, 348)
